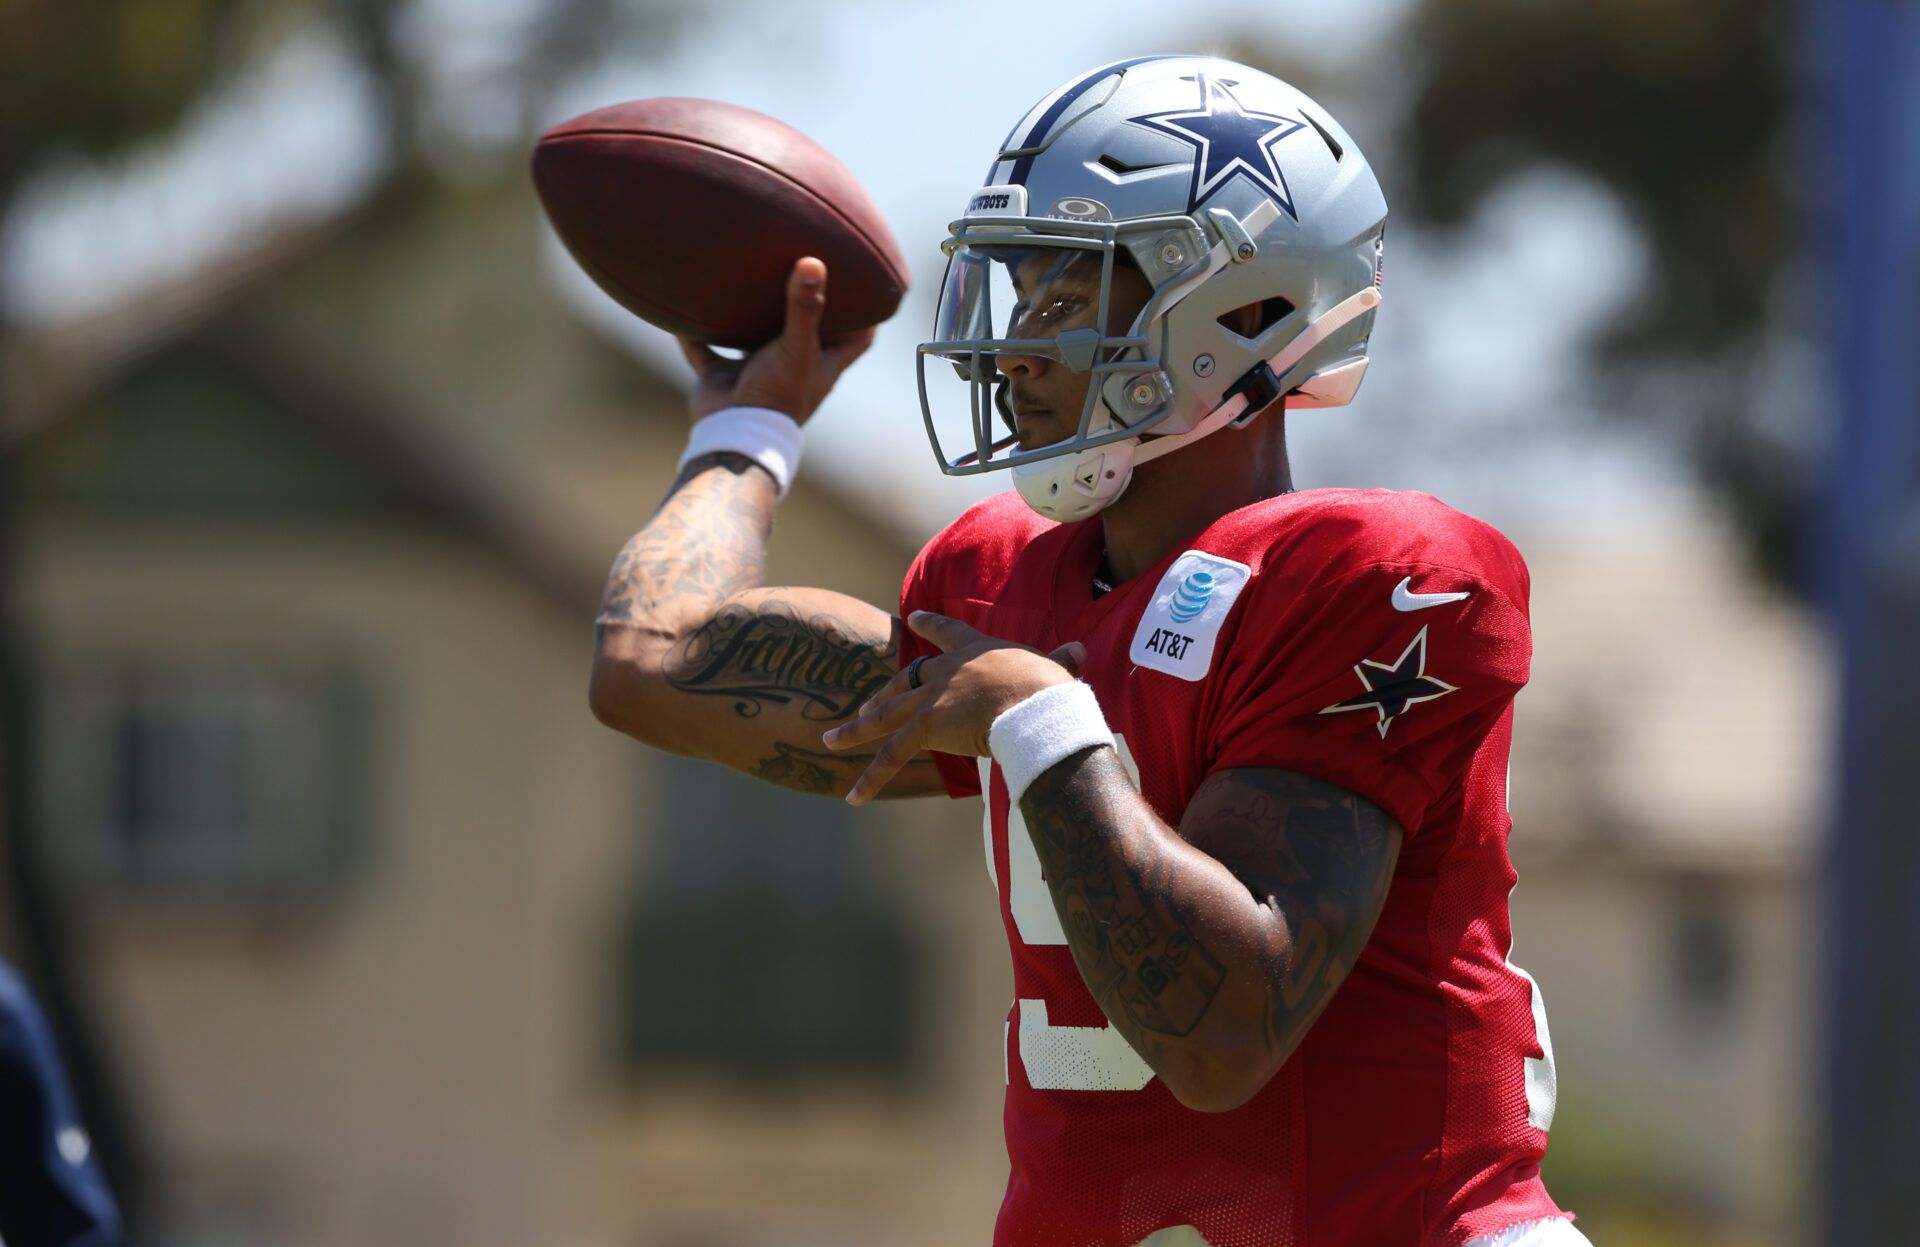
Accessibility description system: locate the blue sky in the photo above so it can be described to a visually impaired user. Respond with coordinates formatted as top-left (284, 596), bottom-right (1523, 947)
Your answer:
top-left (4, 0), bottom-right (1698, 542)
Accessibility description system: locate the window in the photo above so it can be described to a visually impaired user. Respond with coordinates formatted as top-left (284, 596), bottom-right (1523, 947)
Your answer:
top-left (616, 758), bottom-right (920, 1084)
top-left (38, 654), bottom-right (369, 899)
top-left (1666, 876), bottom-right (1741, 1027)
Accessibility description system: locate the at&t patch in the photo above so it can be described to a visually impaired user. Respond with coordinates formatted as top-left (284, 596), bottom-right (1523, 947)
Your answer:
top-left (1128, 551), bottom-right (1253, 681)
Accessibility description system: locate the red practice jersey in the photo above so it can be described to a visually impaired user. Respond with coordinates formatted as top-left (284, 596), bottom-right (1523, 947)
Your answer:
top-left (898, 488), bottom-right (1567, 1247)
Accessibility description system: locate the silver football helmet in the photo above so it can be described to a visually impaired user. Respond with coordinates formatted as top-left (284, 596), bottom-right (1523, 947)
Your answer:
top-left (918, 55), bottom-right (1389, 521)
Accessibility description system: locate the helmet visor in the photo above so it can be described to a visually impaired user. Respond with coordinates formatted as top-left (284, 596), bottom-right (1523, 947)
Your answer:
top-left (919, 237), bottom-right (1160, 475)
top-left (930, 242), bottom-right (1110, 354)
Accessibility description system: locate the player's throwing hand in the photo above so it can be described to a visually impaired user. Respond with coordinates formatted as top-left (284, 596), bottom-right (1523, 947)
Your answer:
top-left (676, 257), bottom-right (876, 424)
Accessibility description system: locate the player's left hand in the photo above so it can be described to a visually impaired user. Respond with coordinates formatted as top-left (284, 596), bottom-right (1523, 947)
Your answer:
top-left (823, 611), bottom-right (1086, 806)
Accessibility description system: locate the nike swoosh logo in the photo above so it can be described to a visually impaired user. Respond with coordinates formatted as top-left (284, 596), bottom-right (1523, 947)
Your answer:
top-left (1391, 576), bottom-right (1471, 612)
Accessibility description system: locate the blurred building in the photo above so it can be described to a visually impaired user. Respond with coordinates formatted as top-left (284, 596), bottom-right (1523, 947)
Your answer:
top-left (5, 179), bottom-right (1005, 1247)
top-left (4, 182), bottom-right (1825, 1247)
top-left (1510, 518), bottom-right (1824, 1245)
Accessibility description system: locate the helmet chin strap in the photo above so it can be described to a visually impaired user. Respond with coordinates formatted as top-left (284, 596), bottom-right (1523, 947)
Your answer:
top-left (1011, 285), bottom-right (1382, 522)
top-left (1130, 284), bottom-right (1384, 469)
top-left (1011, 411), bottom-right (1138, 520)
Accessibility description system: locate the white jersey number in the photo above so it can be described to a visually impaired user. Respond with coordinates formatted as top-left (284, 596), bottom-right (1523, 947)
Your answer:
top-left (1514, 962), bottom-right (1558, 1130)
top-left (981, 736), bottom-right (1155, 1092)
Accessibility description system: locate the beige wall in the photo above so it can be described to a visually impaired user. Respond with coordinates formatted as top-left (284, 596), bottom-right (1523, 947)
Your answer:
top-left (1511, 856), bottom-right (1810, 1242)
top-left (20, 490), bottom-right (1014, 1246)
top-left (24, 520), bottom-right (621, 1244)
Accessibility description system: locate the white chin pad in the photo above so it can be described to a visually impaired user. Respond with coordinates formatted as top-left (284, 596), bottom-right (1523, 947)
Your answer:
top-left (1013, 439), bottom-right (1138, 521)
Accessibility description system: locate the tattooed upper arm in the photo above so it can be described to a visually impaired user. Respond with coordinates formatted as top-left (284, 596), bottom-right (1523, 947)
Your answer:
top-left (1177, 768), bottom-right (1403, 1067)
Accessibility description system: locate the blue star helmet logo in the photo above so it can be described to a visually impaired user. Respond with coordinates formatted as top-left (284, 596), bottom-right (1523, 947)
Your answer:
top-left (1126, 74), bottom-right (1310, 218)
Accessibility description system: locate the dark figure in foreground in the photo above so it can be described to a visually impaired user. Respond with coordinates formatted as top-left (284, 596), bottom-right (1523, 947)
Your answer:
top-left (0, 960), bottom-right (122, 1247)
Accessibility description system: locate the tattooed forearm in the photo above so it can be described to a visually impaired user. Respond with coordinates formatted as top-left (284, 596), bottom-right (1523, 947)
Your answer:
top-left (1021, 749), bottom-right (1228, 1049)
top-left (597, 452), bottom-right (773, 630)
top-left (587, 453), bottom-right (932, 799)
top-left (1017, 756), bottom-right (1402, 1105)
top-left (664, 597), bottom-right (896, 721)
top-left (752, 742), bottom-right (944, 799)
top-left (752, 742), bottom-right (876, 794)
top-left (1180, 770), bottom-right (1400, 1071)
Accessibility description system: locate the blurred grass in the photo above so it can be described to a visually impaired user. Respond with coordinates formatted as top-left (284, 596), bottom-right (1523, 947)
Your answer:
top-left (1544, 1093), bottom-right (1787, 1247)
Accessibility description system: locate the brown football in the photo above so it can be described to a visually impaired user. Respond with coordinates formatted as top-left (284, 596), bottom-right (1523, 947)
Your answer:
top-left (532, 98), bottom-right (910, 348)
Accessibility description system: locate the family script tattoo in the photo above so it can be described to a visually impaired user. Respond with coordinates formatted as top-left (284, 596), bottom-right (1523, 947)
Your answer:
top-left (664, 598), bottom-right (896, 721)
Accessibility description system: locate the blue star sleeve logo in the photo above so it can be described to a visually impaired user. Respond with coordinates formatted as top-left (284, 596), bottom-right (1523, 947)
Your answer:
top-left (1319, 625), bottom-right (1459, 739)
top-left (1126, 74), bottom-right (1310, 217)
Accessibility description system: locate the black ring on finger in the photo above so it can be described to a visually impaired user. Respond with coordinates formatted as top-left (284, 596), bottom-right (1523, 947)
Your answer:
top-left (906, 655), bottom-right (930, 690)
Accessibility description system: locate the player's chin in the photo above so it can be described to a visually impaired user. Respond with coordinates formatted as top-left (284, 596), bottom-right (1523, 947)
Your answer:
top-left (1014, 416), bottom-right (1076, 453)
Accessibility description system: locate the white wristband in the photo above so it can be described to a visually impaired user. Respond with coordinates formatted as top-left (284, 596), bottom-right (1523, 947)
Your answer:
top-left (678, 406), bottom-right (804, 497)
top-left (989, 680), bottom-right (1115, 806)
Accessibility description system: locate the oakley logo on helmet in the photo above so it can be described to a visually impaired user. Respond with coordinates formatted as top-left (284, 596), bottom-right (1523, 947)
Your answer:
top-left (1126, 74), bottom-right (1310, 217)
top-left (1050, 197), bottom-right (1111, 221)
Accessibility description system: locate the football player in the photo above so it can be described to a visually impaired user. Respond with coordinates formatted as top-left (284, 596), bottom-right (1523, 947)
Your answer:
top-left (590, 55), bottom-right (1586, 1247)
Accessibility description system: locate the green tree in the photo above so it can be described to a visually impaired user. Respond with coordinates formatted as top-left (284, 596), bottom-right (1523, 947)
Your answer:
top-left (1399, 0), bottom-right (1802, 584)
top-left (1235, 0), bottom-right (1802, 584)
